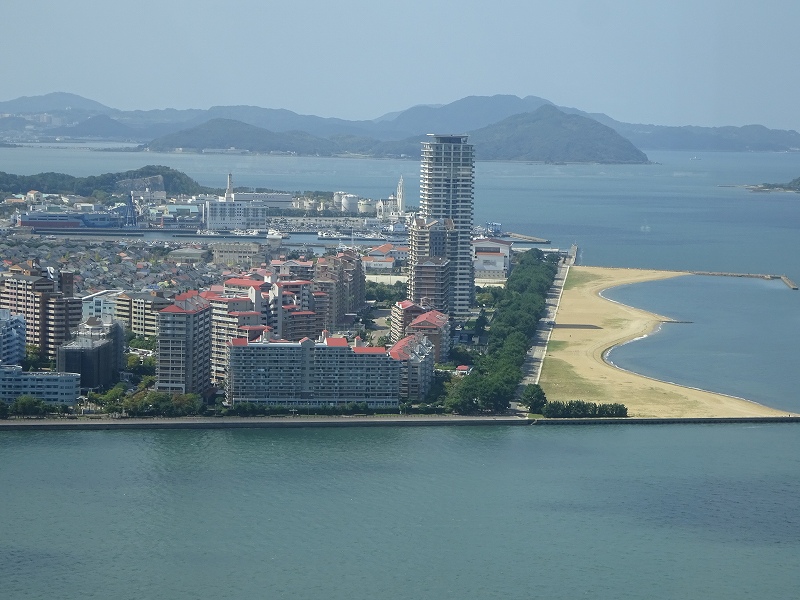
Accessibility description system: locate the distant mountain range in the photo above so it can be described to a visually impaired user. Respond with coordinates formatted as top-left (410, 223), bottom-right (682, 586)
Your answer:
top-left (1, 92), bottom-right (799, 160)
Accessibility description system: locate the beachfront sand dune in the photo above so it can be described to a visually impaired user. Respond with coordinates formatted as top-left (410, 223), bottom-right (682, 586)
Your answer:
top-left (539, 266), bottom-right (785, 418)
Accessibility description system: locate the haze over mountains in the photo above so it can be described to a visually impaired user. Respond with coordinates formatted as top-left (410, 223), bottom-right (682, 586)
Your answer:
top-left (2, 92), bottom-right (799, 162)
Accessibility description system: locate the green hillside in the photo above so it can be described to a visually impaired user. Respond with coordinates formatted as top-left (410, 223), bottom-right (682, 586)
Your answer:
top-left (148, 118), bottom-right (339, 155)
top-left (0, 166), bottom-right (213, 196)
top-left (469, 105), bottom-right (649, 163)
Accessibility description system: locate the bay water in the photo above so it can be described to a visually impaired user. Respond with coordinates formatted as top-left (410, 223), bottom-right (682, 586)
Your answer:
top-left (1, 146), bottom-right (799, 598)
top-left (2, 425), bottom-right (799, 600)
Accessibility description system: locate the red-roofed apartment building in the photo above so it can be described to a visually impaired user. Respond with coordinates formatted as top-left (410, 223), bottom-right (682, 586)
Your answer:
top-left (200, 291), bottom-right (265, 384)
top-left (155, 291), bottom-right (212, 395)
top-left (268, 280), bottom-right (325, 341)
top-left (314, 251), bottom-right (365, 324)
top-left (406, 310), bottom-right (451, 362)
top-left (390, 300), bottom-right (427, 343)
top-left (223, 275), bottom-right (273, 321)
top-left (388, 333), bottom-right (435, 401)
top-left (226, 332), bottom-right (400, 408)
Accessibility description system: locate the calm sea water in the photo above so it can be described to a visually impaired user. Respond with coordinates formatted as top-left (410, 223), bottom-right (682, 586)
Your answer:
top-left (1, 425), bottom-right (799, 600)
top-left (605, 275), bottom-right (800, 413)
top-left (1, 147), bottom-right (799, 598)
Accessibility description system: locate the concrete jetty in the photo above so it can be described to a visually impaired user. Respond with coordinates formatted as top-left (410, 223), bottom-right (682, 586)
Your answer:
top-left (506, 232), bottom-right (551, 244)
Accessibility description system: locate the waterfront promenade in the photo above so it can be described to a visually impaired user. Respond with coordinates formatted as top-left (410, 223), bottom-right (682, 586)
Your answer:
top-left (519, 246), bottom-right (575, 390)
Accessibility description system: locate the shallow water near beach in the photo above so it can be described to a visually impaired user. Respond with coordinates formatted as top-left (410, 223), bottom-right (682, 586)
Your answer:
top-left (604, 275), bottom-right (800, 413)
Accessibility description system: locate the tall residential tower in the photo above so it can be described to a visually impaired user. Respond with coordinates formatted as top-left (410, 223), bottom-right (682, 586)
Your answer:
top-left (408, 134), bottom-right (475, 316)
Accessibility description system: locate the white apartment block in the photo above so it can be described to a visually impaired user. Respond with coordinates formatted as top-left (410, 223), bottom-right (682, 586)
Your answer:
top-left (0, 365), bottom-right (80, 404)
top-left (204, 193), bottom-right (293, 231)
top-left (388, 334), bottom-right (435, 402)
top-left (82, 290), bottom-right (124, 321)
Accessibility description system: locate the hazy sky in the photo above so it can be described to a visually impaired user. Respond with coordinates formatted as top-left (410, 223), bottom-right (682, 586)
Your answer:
top-left (4, 0), bottom-right (800, 130)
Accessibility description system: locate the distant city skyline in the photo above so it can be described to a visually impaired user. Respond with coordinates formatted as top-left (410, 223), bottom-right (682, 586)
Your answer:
top-left (4, 0), bottom-right (800, 131)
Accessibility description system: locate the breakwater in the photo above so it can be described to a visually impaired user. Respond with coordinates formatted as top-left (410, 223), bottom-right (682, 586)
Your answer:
top-left (689, 270), bottom-right (798, 290)
top-left (506, 232), bottom-right (551, 243)
top-left (532, 416), bottom-right (800, 425)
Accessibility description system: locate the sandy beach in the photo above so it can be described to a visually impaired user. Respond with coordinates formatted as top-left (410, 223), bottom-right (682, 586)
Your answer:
top-left (539, 266), bottom-right (786, 418)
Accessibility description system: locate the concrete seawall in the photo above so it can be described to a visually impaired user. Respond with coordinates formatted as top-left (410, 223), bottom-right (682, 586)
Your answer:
top-left (2, 415), bottom-right (799, 431)
top-left (0, 415), bottom-right (531, 431)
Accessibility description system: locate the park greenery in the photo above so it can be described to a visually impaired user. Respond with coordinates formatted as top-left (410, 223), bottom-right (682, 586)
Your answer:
top-left (541, 400), bottom-right (628, 418)
top-left (516, 384), bottom-right (627, 418)
top-left (1, 395), bottom-right (71, 418)
top-left (365, 280), bottom-right (407, 305)
top-left (442, 249), bottom-right (557, 414)
top-left (127, 333), bottom-right (157, 351)
top-left (22, 344), bottom-right (52, 371)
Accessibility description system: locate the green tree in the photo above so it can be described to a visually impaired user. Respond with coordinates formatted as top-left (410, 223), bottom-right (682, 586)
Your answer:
top-left (22, 344), bottom-right (49, 371)
top-left (11, 395), bottom-right (46, 417)
top-left (520, 384), bottom-right (547, 413)
top-left (444, 375), bottom-right (481, 415)
top-left (128, 335), bottom-right (157, 351)
top-left (474, 309), bottom-right (489, 336)
top-left (0, 402), bottom-right (9, 419)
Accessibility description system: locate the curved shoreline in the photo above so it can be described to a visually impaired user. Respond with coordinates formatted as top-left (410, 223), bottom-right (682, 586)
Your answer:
top-left (597, 285), bottom-right (769, 409)
top-left (539, 266), bottom-right (787, 418)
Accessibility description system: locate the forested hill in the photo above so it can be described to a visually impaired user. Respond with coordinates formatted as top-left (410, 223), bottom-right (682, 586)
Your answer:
top-left (759, 175), bottom-right (800, 191)
top-left (0, 166), bottom-right (214, 196)
top-left (148, 119), bottom-right (340, 155)
top-left (146, 107), bottom-right (649, 164)
top-left (469, 105), bottom-right (649, 163)
top-left (3, 92), bottom-right (800, 153)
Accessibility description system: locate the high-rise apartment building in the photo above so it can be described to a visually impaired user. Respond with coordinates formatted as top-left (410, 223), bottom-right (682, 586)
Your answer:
top-left (155, 291), bottom-right (212, 395)
top-left (409, 134), bottom-right (475, 316)
top-left (0, 309), bottom-right (26, 366)
top-left (0, 260), bottom-right (82, 360)
top-left (57, 317), bottom-right (126, 392)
